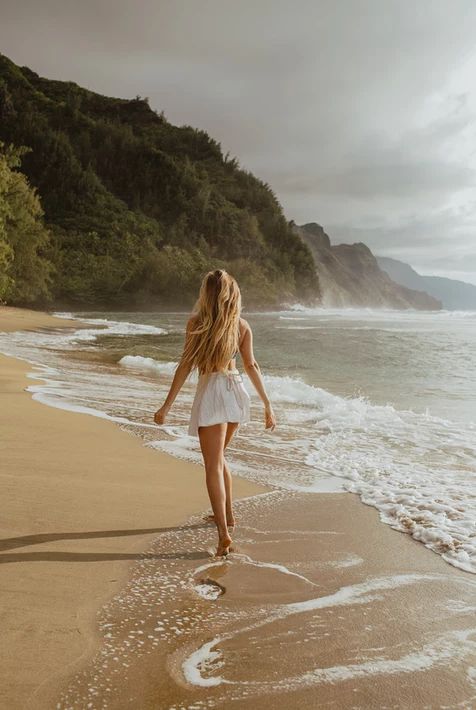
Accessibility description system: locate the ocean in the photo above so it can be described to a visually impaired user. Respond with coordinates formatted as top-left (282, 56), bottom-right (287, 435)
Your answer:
top-left (0, 306), bottom-right (474, 574)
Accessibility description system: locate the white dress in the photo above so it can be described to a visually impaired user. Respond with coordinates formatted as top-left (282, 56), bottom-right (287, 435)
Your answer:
top-left (188, 368), bottom-right (251, 437)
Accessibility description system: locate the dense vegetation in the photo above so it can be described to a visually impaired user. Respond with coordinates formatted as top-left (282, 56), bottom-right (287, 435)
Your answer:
top-left (0, 53), bottom-right (320, 309)
top-left (0, 142), bottom-right (53, 303)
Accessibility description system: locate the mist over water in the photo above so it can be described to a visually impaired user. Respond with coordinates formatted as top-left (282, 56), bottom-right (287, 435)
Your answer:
top-left (0, 307), bottom-right (474, 572)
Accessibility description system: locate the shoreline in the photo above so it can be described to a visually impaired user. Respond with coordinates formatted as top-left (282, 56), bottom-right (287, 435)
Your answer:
top-left (0, 306), bottom-right (267, 709)
top-left (1, 306), bottom-right (475, 708)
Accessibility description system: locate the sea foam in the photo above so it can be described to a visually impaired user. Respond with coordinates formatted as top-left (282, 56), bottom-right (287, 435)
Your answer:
top-left (1, 310), bottom-right (474, 575)
top-left (182, 573), bottom-right (476, 689)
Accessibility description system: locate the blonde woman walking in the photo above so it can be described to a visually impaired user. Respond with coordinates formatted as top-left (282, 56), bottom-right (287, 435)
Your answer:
top-left (154, 269), bottom-right (276, 557)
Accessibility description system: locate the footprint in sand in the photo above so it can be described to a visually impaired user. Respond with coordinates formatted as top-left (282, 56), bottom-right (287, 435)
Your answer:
top-left (194, 577), bottom-right (226, 600)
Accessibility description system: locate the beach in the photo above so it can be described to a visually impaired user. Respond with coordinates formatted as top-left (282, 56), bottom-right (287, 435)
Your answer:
top-left (0, 307), bottom-right (266, 709)
top-left (0, 306), bottom-right (475, 709)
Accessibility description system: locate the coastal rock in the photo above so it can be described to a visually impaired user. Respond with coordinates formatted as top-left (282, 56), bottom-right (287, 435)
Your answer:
top-left (295, 223), bottom-right (442, 310)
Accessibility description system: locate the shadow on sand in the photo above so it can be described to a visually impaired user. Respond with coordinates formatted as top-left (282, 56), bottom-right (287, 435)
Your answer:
top-left (0, 522), bottom-right (211, 563)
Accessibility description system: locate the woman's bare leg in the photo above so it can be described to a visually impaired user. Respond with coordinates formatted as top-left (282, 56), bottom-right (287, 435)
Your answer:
top-left (204, 422), bottom-right (238, 527)
top-left (223, 459), bottom-right (235, 526)
top-left (224, 422), bottom-right (238, 525)
top-left (198, 422), bottom-right (232, 555)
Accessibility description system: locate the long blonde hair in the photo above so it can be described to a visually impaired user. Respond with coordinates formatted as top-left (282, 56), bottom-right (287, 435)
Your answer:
top-left (182, 269), bottom-right (242, 374)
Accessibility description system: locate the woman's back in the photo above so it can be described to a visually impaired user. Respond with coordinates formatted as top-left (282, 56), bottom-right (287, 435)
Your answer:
top-left (192, 315), bottom-right (243, 375)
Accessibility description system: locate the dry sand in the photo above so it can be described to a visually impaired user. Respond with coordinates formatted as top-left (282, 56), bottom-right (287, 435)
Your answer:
top-left (0, 306), bottom-right (266, 709)
top-left (1, 306), bottom-right (475, 710)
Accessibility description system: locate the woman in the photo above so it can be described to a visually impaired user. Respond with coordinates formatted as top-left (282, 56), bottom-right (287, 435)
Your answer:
top-left (154, 269), bottom-right (276, 557)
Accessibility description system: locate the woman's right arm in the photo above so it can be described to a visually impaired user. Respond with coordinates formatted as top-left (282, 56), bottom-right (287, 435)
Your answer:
top-left (153, 316), bottom-right (194, 425)
top-left (240, 319), bottom-right (276, 431)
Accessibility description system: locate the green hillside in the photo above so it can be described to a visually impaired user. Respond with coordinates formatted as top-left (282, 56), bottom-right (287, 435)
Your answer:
top-left (0, 53), bottom-right (320, 308)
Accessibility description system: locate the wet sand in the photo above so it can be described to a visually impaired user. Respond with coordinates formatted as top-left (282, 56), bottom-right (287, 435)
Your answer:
top-left (1, 306), bottom-right (475, 709)
top-left (58, 490), bottom-right (476, 709)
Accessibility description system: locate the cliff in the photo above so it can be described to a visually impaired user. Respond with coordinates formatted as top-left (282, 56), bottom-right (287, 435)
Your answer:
top-left (295, 223), bottom-right (442, 310)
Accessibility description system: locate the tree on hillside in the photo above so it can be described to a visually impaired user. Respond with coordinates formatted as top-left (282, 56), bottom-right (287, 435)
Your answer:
top-left (0, 141), bottom-right (53, 304)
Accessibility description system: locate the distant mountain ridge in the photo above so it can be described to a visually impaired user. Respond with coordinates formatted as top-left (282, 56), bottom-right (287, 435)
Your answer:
top-left (295, 223), bottom-right (442, 310)
top-left (376, 256), bottom-right (476, 311)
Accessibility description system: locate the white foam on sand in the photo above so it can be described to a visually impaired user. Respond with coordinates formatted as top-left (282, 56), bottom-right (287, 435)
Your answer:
top-left (183, 642), bottom-right (227, 687)
top-left (182, 573), bottom-right (476, 689)
top-left (273, 629), bottom-right (476, 689)
top-left (328, 554), bottom-right (364, 568)
top-left (192, 551), bottom-right (319, 589)
top-left (193, 583), bottom-right (223, 601)
top-left (25, 367), bottom-right (158, 429)
top-left (284, 477), bottom-right (346, 493)
top-left (228, 552), bottom-right (320, 587)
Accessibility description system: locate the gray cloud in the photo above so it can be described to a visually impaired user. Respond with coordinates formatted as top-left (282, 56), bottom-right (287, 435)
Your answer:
top-left (1, 0), bottom-right (476, 283)
top-left (327, 207), bottom-right (476, 281)
top-left (276, 162), bottom-right (476, 198)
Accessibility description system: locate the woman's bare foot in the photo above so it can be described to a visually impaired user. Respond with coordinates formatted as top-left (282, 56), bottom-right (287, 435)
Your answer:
top-left (204, 513), bottom-right (237, 528)
top-left (215, 535), bottom-right (233, 557)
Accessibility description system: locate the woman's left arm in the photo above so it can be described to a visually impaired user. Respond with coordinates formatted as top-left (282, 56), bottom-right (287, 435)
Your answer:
top-left (154, 317), bottom-right (195, 425)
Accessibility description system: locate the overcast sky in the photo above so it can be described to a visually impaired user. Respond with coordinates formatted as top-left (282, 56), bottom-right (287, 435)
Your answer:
top-left (2, 0), bottom-right (476, 284)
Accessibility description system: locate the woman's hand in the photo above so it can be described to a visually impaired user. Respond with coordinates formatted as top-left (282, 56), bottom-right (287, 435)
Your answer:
top-left (154, 405), bottom-right (169, 426)
top-left (264, 404), bottom-right (276, 431)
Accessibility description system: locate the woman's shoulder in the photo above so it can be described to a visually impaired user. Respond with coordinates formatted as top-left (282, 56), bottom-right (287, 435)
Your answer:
top-left (239, 317), bottom-right (252, 337)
